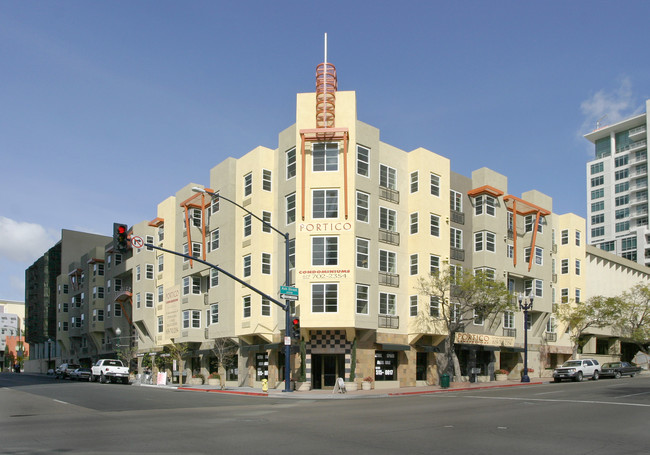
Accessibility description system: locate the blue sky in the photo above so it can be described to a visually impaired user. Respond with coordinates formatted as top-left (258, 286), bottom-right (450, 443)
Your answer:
top-left (1, 0), bottom-right (649, 302)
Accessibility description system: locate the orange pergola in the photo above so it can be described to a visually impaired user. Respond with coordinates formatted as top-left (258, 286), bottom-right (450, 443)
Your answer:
top-left (179, 192), bottom-right (212, 266)
top-left (503, 195), bottom-right (551, 271)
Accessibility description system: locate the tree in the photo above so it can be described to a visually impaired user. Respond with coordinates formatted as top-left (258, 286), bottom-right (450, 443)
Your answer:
top-left (210, 337), bottom-right (238, 389)
top-left (165, 341), bottom-right (190, 385)
top-left (616, 284), bottom-right (650, 354)
top-left (556, 295), bottom-right (619, 358)
top-left (417, 266), bottom-right (513, 381)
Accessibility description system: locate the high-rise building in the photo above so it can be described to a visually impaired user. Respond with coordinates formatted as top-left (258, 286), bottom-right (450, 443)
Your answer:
top-left (585, 100), bottom-right (650, 265)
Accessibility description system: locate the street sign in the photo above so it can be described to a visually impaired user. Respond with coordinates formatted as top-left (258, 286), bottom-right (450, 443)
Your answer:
top-left (280, 285), bottom-right (299, 301)
top-left (131, 236), bottom-right (144, 249)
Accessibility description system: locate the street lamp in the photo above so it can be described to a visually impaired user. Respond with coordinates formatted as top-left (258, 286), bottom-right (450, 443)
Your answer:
top-left (517, 292), bottom-right (534, 383)
top-left (192, 187), bottom-right (293, 393)
top-left (47, 338), bottom-right (52, 372)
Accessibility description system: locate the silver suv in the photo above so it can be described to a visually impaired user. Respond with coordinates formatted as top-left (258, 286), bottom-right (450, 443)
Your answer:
top-left (553, 359), bottom-right (600, 382)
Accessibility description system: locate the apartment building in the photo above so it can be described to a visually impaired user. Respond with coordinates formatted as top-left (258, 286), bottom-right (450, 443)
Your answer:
top-left (585, 100), bottom-right (650, 265)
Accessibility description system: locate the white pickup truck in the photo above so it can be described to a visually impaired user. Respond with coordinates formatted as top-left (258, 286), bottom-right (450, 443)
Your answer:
top-left (90, 359), bottom-right (130, 384)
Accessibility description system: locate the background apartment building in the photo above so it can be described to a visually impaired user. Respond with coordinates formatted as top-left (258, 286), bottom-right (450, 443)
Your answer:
top-left (585, 100), bottom-right (650, 265)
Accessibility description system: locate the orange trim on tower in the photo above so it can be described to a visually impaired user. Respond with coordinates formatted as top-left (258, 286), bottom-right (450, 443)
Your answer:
top-left (467, 185), bottom-right (505, 198)
top-left (148, 217), bottom-right (164, 227)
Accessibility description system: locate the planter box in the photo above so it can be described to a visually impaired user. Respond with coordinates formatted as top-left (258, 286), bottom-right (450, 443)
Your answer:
top-left (362, 381), bottom-right (372, 390)
top-left (344, 381), bottom-right (358, 392)
top-left (188, 378), bottom-right (204, 385)
top-left (207, 378), bottom-right (220, 386)
top-left (296, 381), bottom-right (311, 391)
top-left (495, 374), bottom-right (507, 382)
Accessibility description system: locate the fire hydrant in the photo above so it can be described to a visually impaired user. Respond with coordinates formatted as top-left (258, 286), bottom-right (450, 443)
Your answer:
top-left (261, 378), bottom-right (268, 392)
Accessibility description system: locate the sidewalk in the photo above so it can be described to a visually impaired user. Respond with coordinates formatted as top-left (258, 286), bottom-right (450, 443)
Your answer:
top-left (163, 377), bottom-right (548, 399)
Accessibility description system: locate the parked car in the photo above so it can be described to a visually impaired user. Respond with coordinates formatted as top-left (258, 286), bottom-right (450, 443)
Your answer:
top-left (553, 358), bottom-right (600, 382)
top-left (599, 362), bottom-right (642, 379)
top-left (90, 359), bottom-right (130, 384)
top-left (69, 367), bottom-right (92, 381)
top-left (55, 363), bottom-right (80, 379)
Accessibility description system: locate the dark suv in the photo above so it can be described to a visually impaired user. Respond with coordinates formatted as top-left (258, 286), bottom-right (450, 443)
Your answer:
top-left (55, 363), bottom-right (80, 379)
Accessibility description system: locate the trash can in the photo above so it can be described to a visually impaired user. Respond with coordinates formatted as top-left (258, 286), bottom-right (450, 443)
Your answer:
top-left (440, 373), bottom-right (450, 388)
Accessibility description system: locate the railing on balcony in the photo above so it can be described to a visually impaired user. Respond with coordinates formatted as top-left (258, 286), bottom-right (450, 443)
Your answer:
top-left (503, 328), bottom-right (516, 338)
top-left (507, 229), bottom-right (514, 240)
top-left (552, 274), bottom-right (557, 283)
top-left (616, 139), bottom-right (647, 153)
top-left (378, 186), bottom-right (400, 204)
top-left (379, 228), bottom-right (400, 246)
top-left (378, 314), bottom-right (399, 329)
top-left (629, 125), bottom-right (647, 138)
top-left (378, 272), bottom-right (400, 287)
top-left (451, 247), bottom-right (465, 261)
top-left (544, 332), bottom-right (558, 342)
top-left (451, 210), bottom-right (465, 225)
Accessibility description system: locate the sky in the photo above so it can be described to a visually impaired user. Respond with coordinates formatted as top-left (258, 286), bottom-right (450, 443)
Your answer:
top-left (1, 0), bottom-right (649, 302)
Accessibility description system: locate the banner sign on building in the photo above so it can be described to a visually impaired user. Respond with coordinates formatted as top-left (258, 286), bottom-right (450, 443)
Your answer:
top-left (455, 332), bottom-right (515, 347)
top-left (164, 285), bottom-right (181, 340)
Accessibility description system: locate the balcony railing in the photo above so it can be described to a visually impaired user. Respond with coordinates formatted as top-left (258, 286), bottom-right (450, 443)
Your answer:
top-left (544, 332), bottom-right (558, 342)
top-left (378, 272), bottom-right (400, 287)
top-left (450, 210), bottom-right (465, 225)
top-left (629, 125), bottom-right (647, 138)
top-left (378, 186), bottom-right (400, 204)
top-left (451, 247), bottom-right (465, 261)
top-left (378, 314), bottom-right (399, 329)
top-left (378, 228), bottom-right (400, 246)
top-left (503, 328), bottom-right (516, 338)
top-left (616, 139), bottom-right (647, 153)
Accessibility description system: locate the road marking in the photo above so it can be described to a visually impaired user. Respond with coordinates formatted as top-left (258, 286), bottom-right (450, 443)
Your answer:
top-left (462, 395), bottom-right (650, 408)
top-left (615, 391), bottom-right (650, 399)
top-left (53, 399), bottom-right (68, 405)
top-left (533, 391), bottom-right (562, 395)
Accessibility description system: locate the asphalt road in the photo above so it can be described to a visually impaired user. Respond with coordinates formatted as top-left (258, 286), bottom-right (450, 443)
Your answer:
top-left (1, 372), bottom-right (649, 455)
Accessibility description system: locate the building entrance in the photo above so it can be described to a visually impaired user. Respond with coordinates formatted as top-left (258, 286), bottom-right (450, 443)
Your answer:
top-left (311, 354), bottom-right (344, 389)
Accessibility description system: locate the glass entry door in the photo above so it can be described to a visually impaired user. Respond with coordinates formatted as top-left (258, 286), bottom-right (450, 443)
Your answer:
top-left (312, 354), bottom-right (344, 389)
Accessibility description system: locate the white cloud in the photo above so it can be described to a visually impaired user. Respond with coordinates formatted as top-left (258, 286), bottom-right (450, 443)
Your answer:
top-left (0, 217), bottom-right (58, 263)
top-left (580, 78), bottom-right (644, 134)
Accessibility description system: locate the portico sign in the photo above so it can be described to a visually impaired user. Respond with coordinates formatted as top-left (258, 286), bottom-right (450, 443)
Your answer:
top-left (455, 332), bottom-right (515, 347)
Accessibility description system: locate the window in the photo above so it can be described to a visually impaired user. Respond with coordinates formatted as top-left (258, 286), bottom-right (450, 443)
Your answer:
top-left (158, 316), bottom-right (164, 333)
top-left (262, 169), bottom-right (272, 191)
top-left (546, 316), bottom-right (556, 334)
top-left (261, 253), bottom-right (272, 274)
top-left (146, 292), bottom-right (154, 308)
top-left (561, 229), bottom-right (569, 245)
top-left (288, 238), bottom-right (295, 269)
top-left (575, 288), bottom-right (581, 304)
top-left (312, 189), bottom-right (338, 218)
top-left (592, 226), bottom-right (605, 237)
top-left (616, 221), bottom-right (630, 232)
top-left (157, 285), bottom-right (163, 303)
top-left (615, 182), bottom-right (629, 193)
top-left (592, 214), bottom-right (605, 224)
top-left (475, 195), bottom-right (496, 216)
top-left (451, 303), bottom-right (461, 323)
top-left (190, 208), bottom-right (202, 228)
top-left (561, 259), bottom-right (569, 274)
top-left (410, 254), bottom-right (418, 275)
top-left (146, 264), bottom-right (154, 280)
top-left (473, 309), bottom-right (484, 326)
top-left (591, 176), bottom-right (604, 187)
top-left (429, 296), bottom-right (440, 318)
top-left (451, 228), bottom-right (462, 249)
top-left (410, 295), bottom-right (418, 317)
top-left (191, 242), bottom-right (201, 258)
top-left (379, 207), bottom-right (397, 231)
top-left (430, 255), bottom-right (440, 274)
top-left (503, 311), bottom-right (514, 329)
top-left (379, 250), bottom-right (397, 273)
top-left (592, 201), bottom-right (605, 212)
top-left (591, 188), bottom-right (604, 200)
top-left (615, 195), bottom-right (629, 206)
top-left (135, 265), bottom-right (141, 281)
top-left (430, 173), bottom-right (440, 197)
top-left (450, 190), bottom-right (462, 212)
top-left (262, 211), bottom-right (272, 233)
top-left (524, 215), bottom-right (543, 233)
top-left (114, 304), bottom-right (122, 317)
top-left (261, 297), bottom-right (271, 316)
top-left (590, 162), bottom-right (604, 174)
top-left (474, 231), bottom-right (496, 252)
top-left (575, 231), bottom-right (581, 246)
top-left (535, 247), bottom-right (543, 265)
top-left (615, 169), bottom-right (629, 181)
top-left (379, 292), bottom-right (396, 315)
top-left (535, 279), bottom-right (543, 297)
top-left (210, 269), bottom-right (219, 288)
top-left (356, 191), bottom-right (369, 222)
top-left (286, 148), bottom-right (296, 179)
top-left (356, 238), bottom-right (369, 268)
top-left (379, 164), bottom-right (396, 190)
top-left (506, 244), bottom-right (514, 258)
top-left (243, 296), bottom-right (251, 318)
top-left (599, 240), bottom-right (615, 252)
top-left (210, 303), bottom-right (219, 324)
top-left (312, 283), bottom-right (338, 313)
top-left (243, 214), bottom-right (252, 237)
top-left (410, 212), bottom-right (418, 234)
top-left (286, 193), bottom-right (296, 224)
top-left (575, 259), bottom-right (581, 275)
top-left (615, 208), bottom-right (630, 219)
top-left (375, 351), bottom-right (397, 381)
top-left (356, 284), bottom-right (369, 314)
top-left (312, 236), bottom-right (338, 266)
top-left (313, 142), bottom-right (338, 171)
top-left (614, 155), bottom-right (628, 167)
top-left (357, 145), bottom-right (370, 177)
top-left (410, 171), bottom-right (419, 193)
top-left (93, 263), bottom-right (104, 276)
top-left (244, 172), bottom-right (252, 197)
top-left (561, 288), bottom-right (569, 303)
top-left (430, 214), bottom-right (440, 237)
top-left (243, 255), bottom-right (251, 277)
top-left (209, 229), bottom-right (220, 252)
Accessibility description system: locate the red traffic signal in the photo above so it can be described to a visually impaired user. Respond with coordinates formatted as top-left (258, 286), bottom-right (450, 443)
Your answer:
top-left (113, 223), bottom-right (129, 253)
top-left (291, 318), bottom-right (300, 340)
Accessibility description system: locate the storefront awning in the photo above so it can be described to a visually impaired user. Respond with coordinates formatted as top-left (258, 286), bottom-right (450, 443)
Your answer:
top-left (501, 347), bottom-right (526, 353)
top-left (240, 343), bottom-right (283, 354)
top-left (418, 345), bottom-right (441, 352)
top-left (380, 343), bottom-right (411, 351)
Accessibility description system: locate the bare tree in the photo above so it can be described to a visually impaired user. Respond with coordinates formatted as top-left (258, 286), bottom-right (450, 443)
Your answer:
top-left (556, 296), bottom-right (619, 358)
top-left (210, 337), bottom-right (238, 389)
top-left (417, 266), bottom-right (513, 381)
top-left (165, 341), bottom-right (190, 386)
top-left (616, 284), bottom-right (650, 355)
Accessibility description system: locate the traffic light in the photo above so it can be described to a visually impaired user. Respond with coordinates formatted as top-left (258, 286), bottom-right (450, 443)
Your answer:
top-left (113, 223), bottom-right (129, 252)
top-left (291, 317), bottom-right (300, 341)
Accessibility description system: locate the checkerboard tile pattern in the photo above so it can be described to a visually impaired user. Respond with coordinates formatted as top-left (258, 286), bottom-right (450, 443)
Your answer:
top-left (305, 330), bottom-right (352, 382)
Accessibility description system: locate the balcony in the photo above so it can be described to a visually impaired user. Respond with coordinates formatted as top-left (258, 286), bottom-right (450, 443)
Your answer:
top-left (544, 332), bottom-right (558, 342)
top-left (450, 210), bottom-right (465, 225)
top-left (378, 314), bottom-right (399, 329)
top-left (616, 139), bottom-right (647, 154)
top-left (450, 247), bottom-right (465, 262)
top-left (378, 186), bottom-right (400, 204)
top-left (378, 272), bottom-right (400, 287)
top-left (503, 328), bottom-right (516, 338)
top-left (379, 228), bottom-right (400, 246)
top-left (629, 125), bottom-right (647, 140)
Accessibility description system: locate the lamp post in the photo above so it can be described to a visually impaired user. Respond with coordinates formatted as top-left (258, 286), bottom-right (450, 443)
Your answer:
top-left (518, 292), bottom-right (534, 383)
top-left (192, 187), bottom-right (293, 392)
top-left (47, 338), bottom-right (52, 373)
